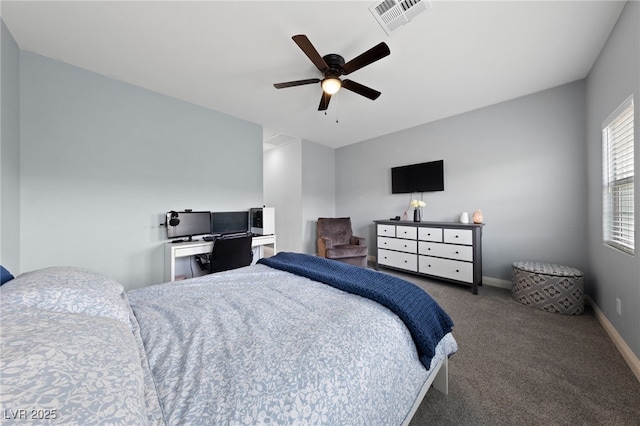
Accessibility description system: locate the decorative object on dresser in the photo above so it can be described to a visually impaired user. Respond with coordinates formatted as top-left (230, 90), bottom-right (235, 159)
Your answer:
top-left (410, 199), bottom-right (426, 222)
top-left (472, 209), bottom-right (483, 224)
top-left (317, 217), bottom-right (368, 267)
top-left (459, 212), bottom-right (469, 224)
top-left (374, 220), bottom-right (484, 294)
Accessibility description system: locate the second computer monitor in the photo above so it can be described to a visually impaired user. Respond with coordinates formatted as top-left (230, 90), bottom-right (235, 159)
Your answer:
top-left (211, 211), bottom-right (249, 235)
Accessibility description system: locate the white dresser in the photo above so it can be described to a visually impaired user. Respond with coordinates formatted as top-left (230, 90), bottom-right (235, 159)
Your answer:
top-left (374, 220), bottom-right (483, 294)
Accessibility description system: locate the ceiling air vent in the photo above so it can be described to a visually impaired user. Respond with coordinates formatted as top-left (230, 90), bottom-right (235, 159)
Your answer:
top-left (369, 0), bottom-right (431, 35)
top-left (263, 133), bottom-right (298, 151)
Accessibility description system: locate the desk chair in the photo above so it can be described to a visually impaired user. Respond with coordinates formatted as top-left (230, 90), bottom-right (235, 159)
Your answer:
top-left (208, 234), bottom-right (253, 273)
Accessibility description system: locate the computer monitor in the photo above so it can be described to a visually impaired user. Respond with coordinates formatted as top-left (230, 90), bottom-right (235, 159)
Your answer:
top-left (211, 211), bottom-right (249, 235)
top-left (166, 211), bottom-right (211, 240)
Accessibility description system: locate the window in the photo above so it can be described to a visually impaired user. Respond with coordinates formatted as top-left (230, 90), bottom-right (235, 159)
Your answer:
top-left (603, 96), bottom-right (634, 255)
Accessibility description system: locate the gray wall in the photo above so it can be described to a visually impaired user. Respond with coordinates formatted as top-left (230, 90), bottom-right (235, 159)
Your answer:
top-left (19, 52), bottom-right (263, 289)
top-left (263, 138), bottom-right (335, 254)
top-left (0, 19), bottom-right (21, 273)
top-left (301, 140), bottom-right (335, 254)
top-left (586, 1), bottom-right (639, 358)
top-left (264, 140), bottom-right (303, 253)
top-left (336, 81), bottom-right (588, 283)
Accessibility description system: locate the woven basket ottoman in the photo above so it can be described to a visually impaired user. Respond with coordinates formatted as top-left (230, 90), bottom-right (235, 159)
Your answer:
top-left (512, 261), bottom-right (584, 315)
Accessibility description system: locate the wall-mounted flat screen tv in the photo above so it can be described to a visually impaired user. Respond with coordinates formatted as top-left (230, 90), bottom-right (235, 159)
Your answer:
top-left (391, 160), bottom-right (444, 193)
top-left (166, 211), bottom-right (211, 239)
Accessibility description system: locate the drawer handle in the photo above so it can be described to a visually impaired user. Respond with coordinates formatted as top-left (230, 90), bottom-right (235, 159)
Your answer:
top-left (428, 264), bottom-right (431, 268)
top-left (456, 269), bottom-right (460, 273)
top-left (455, 251), bottom-right (459, 254)
top-left (404, 260), bottom-right (408, 263)
top-left (455, 235), bottom-right (459, 238)
top-left (427, 248), bottom-right (431, 251)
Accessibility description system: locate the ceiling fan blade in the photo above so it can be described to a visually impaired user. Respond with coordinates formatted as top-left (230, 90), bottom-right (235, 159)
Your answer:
top-left (292, 35), bottom-right (330, 72)
top-left (342, 42), bottom-right (390, 75)
top-left (318, 92), bottom-right (332, 111)
top-left (274, 78), bottom-right (320, 89)
top-left (342, 79), bottom-right (381, 100)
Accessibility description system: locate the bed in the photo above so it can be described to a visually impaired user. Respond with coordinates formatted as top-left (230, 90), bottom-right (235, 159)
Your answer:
top-left (0, 252), bottom-right (457, 425)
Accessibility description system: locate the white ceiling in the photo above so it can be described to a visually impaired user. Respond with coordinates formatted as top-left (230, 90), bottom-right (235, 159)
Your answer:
top-left (1, 1), bottom-right (626, 149)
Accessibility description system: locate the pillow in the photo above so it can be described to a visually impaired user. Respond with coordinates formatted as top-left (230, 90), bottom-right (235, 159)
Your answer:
top-left (0, 302), bottom-right (149, 425)
top-left (0, 266), bottom-right (130, 324)
top-left (1, 265), bottom-right (14, 285)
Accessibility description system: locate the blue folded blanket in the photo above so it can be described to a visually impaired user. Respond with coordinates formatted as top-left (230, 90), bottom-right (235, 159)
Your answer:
top-left (259, 252), bottom-right (454, 369)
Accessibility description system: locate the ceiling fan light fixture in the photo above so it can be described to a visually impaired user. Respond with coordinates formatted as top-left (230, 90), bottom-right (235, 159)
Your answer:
top-left (274, 35), bottom-right (389, 111)
top-left (321, 77), bottom-right (342, 95)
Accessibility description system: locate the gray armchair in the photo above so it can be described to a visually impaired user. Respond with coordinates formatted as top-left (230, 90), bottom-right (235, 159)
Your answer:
top-left (317, 217), bottom-right (368, 268)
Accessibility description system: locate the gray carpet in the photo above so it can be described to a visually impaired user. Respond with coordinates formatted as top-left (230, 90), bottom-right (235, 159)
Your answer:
top-left (378, 269), bottom-right (640, 425)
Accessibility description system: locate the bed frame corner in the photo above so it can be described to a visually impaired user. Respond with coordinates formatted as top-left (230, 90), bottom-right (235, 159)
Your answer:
top-left (432, 356), bottom-right (449, 395)
top-left (401, 356), bottom-right (449, 426)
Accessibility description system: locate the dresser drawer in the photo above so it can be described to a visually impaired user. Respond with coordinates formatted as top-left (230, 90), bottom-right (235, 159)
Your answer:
top-left (418, 241), bottom-right (473, 262)
top-left (443, 229), bottom-right (473, 245)
top-left (396, 225), bottom-right (417, 239)
top-left (377, 224), bottom-right (396, 237)
top-left (418, 227), bottom-right (443, 242)
top-left (378, 249), bottom-right (418, 272)
top-left (378, 236), bottom-right (417, 254)
top-left (418, 256), bottom-right (473, 283)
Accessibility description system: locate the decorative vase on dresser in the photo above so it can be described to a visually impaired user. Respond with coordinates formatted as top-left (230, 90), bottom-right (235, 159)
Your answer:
top-left (374, 219), bottom-right (484, 294)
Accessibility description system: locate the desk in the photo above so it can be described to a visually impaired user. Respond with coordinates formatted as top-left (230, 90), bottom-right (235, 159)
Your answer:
top-left (164, 235), bottom-right (276, 282)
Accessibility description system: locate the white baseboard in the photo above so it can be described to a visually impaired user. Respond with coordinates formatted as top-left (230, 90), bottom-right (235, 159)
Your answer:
top-left (586, 296), bottom-right (640, 382)
top-left (481, 276), bottom-right (511, 290)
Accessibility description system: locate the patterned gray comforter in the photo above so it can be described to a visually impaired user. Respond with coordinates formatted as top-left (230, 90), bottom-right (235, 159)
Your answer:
top-left (1, 264), bottom-right (456, 425)
top-left (128, 264), bottom-right (457, 425)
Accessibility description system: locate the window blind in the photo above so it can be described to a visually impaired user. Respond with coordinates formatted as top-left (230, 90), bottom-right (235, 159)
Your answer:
top-left (602, 96), bottom-right (635, 255)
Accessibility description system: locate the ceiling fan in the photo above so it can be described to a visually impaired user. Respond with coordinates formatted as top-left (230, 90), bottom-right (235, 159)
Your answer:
top-left (273, 35), bottom-right (390, 111)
